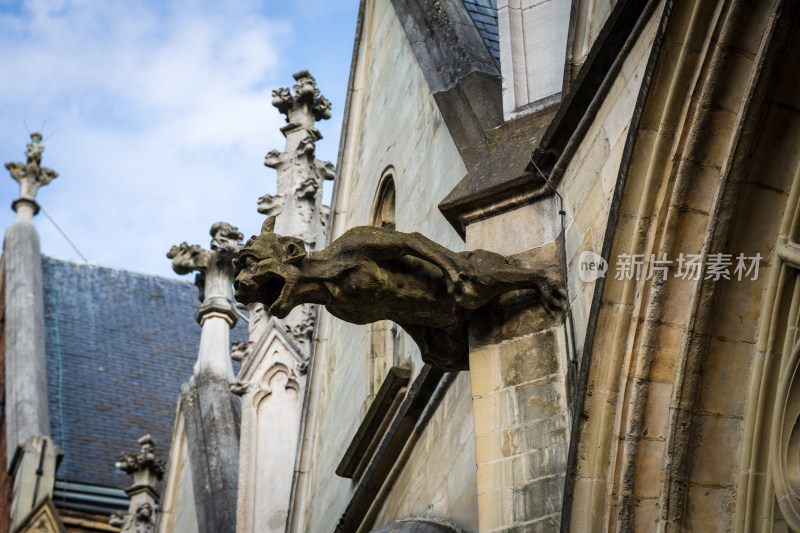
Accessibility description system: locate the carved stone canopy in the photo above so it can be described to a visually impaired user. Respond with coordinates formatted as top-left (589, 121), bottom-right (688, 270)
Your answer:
top-left (233, 217), bottom-right (564, 371)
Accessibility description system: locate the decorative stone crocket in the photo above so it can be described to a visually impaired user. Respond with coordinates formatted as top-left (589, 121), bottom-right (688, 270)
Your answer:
top-left (233, 217), bottom-right (565, 371)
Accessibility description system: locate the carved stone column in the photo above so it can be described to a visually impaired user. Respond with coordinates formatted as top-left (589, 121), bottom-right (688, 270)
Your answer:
top-left (109, 435), bottom-right (166, 533)
top-left (4, 133), bottom-right (63, 528)
top-left (167, 222), bottom-right (243, 533)
top-left (233, 70), bottom-right (333, 533)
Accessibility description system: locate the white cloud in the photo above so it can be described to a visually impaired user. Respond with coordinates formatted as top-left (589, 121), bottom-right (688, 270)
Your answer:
top-left (0, 0), bottom-right (325, 278)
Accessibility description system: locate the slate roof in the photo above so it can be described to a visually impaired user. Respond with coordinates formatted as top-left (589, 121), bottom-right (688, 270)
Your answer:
top-left (42, 257), bottom-right (247, 488)
top-left (463, 0), bottom-right (500, 64)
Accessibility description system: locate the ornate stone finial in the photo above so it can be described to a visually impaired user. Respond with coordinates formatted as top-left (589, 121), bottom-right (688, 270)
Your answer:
top-left (167, 222), bottom-right (243, 306)
top-left (259, 71), bottom-right (335, 354)
top-left (5, 132), bottom-right (58, 215)
top-left (115, 435), bottom-right (166, 480)
top-left (168, 222), bottom-right (243, 380)
top-left (111, 435), bottom-right (165, 533)
top-left (271, 70), bottom-right (331, 125)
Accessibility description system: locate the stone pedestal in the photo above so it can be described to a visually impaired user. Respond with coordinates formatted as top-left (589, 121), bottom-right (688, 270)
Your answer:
top-left (4, 209), bottom-right (50, 462)
top-left (195, 298), bottom-right (238, 380)
top-left (179, 375), bottom-right (241, 533)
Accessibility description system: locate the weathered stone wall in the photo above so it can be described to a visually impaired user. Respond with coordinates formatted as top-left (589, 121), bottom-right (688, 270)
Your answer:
top-left (157, 414), bottom-right (198, 533)
top-left (462, 5), bottom-right (659, 531)
top-left (291, 0), bottom-right (471, 531)
top-left (498, 0), bottom-right (571, 118)
top-left (372, 372), bottom-right (478, 530)
top-left (0, 258), bottom-right (11, 532)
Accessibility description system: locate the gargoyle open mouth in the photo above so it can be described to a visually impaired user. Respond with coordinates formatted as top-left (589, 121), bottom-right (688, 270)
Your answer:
top-left (234, 272), bottom-right (286, 310)
top-left (258, 274), bottom-right (286, 309)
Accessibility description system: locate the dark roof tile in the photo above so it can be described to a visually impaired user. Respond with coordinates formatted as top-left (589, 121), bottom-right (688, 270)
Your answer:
top-left (42, 257), bottom-right (247, 488)
top-left (462, 0), bottom-right (500, 64)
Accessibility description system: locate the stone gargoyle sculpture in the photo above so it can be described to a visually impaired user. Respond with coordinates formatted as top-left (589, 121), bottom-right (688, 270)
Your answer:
top-left (233, 217), bottom-right (564, 371)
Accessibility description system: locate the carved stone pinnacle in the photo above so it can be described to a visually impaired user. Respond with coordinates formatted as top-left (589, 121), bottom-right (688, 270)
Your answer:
top-left (113, 435), bottom-right (164, 532)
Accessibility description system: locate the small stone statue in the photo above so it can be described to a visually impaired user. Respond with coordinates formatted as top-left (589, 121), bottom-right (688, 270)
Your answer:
top-left (233, 217), bottom-right (564, 371)
top-left (6, 132), bottom-right (58, 209)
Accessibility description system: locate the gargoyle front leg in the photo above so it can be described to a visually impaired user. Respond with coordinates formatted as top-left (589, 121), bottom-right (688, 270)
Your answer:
top-left (400, 232), bottom-right (467, 293)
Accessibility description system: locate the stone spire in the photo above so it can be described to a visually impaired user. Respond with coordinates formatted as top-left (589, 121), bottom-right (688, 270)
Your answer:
top-left (167, 222), bottom-right (243, 380)
top-left (167, 222), bottom-right (242, 533)
top-left (231, 70), bottom-right (333, 533)
top-left (4, 134), bottom-right (62, 529)
top-left (109, 435), bottom-right (166, 533)
top-left (256, 69), bottom-right (335, 351)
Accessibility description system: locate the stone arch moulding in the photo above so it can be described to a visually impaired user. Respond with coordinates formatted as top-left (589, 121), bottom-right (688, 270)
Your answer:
top-left (739, 168), bottom-right (800, 530)
top-left (734, 5), bottom-right (800, 530)
top-left (252, 362), bottom-right (300, 409)
top-left (367, 166), bottom-right (402, 403)
top-left (370, 166), bottom-right (397, 230)
top-left (771, 334), bottom-right (800, 527)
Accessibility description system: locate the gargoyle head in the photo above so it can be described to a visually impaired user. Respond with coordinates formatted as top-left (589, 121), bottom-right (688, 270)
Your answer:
top-left (234, 217), bottom-right (307, 318)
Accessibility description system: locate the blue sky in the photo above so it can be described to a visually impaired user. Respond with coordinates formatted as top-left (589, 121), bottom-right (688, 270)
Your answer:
top-left (0, 0), bottom-right (359, 279)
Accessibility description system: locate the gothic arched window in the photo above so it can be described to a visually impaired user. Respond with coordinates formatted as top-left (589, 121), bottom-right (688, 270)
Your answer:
top-left (367, 170), bottom-right (403, 403)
